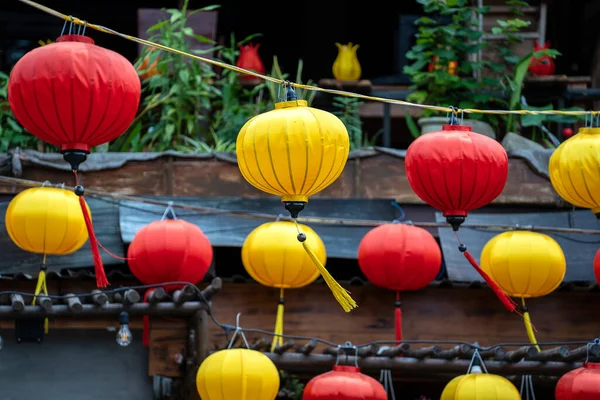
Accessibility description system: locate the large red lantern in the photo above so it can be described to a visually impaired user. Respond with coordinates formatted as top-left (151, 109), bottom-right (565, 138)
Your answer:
top-left (8, 33), bottom-right (142, 288)
top-left (593, 249), bottom-right (600, 285)
top-left (128, 218), bottom-right (213, 345)
top-left (8, 34), bottom-right (141, 170)
top-left (303, 365), bottom-right (387, 400)
top-left (555, 362), bottom-right (600, 399)
top-left (405, 124), bottom-right (508, 231)
top-left (405, 123), bottom-right (516, 313)
top-left (357, 223), bottom-right (441, 341)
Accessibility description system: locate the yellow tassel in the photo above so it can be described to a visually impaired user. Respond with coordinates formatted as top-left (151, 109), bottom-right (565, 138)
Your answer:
top-left (271, 288), bottom-right (285, 352)
top-left (300, 241), bottom-right (357, 312)
top-left (522, 298), bottom-right (540, 352)
top-left (32, 264), bottom-right (49, 335)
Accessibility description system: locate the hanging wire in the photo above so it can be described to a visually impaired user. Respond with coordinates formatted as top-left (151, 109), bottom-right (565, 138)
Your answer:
top-left (15, 0), bottom-right (600, 118)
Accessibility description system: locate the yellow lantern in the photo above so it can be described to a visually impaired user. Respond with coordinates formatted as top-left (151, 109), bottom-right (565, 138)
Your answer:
top-left (236, 88), bottom-right (350, 219)
top-left (480, 231), bottom-right (566, 350)
top-left (242, 221), bottom-right (324, 350)
top-left (196, 349), bottom-right (280, 400)
top-left (549, 127), bottom-right (600, 217)
top-left (441, 368), bottom-right (521, 399)
top-left (5, 186), bottom-right (90, 333)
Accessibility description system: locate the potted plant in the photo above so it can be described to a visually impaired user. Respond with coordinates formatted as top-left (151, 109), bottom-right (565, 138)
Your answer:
top-left (403, 0), bottom-right (535, 139)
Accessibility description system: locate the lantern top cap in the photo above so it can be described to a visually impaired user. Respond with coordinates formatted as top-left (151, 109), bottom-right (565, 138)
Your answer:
top-left (275, 100), bottom-right (308, 110)
top-left (442, 124), bottom-right (472, 132)
top-left (583, 362), bottom-right (600, 369)
top-left (56, 34), bottom-right (95, 45)
top-left (332, 365), bottom-right (360, 373)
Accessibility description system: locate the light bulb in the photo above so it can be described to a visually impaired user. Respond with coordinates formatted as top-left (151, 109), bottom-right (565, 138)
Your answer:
top-left (116, 311), bottom-right (132, 347)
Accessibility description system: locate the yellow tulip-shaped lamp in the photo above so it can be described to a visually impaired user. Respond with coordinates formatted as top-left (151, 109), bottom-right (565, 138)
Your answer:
top-left (5, 186), bottom-right (90, 332)
top-left (442, 365), bottom-right (521, 400)
top-left (549, 127), bottom-right (600, 217)
top-left (333, 42), bottom-right (362, 81)
top-left (237, 86), bottom-right (356, 312)
top-left (480, 231), bottom-right (566, 350)
top-left (236, 86), bottom-right (349, 219)
top-left (242, 221), bottom-right (324, 350)
top-left (196, 348), bottom-right (280, 400)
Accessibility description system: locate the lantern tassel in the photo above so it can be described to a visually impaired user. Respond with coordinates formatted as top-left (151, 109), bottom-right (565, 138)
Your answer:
top-left (79, 195), bottom-right (109, 288)
top-left (271, 288), bottom-right (285, 352)
top-left (143, 289), bottom-right (152, 347)
top-left (461, 248), bottom-right (517, 312)
top-left (522, 298), bottom-right (541, 352)
top-left (395, 291), bottom-right (402, 342)
top-left (32, 256), bottom-right (49, 334)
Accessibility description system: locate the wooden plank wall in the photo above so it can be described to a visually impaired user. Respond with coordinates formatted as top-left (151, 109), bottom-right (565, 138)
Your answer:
top-left (0, 154), bottom-right (560, 206)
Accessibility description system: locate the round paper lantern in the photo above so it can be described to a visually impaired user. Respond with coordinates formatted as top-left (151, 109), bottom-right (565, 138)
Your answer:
top-left (8, 34), bottom-right (141, 171)
top-left (5, 187), bottom-right (89, 255)
top-left (127, 219), bottom-right (213, 287)
top-left (594, 249), bottom-right (600, 285)
top-left (236, 88), bottom-right (349, 219)
top-left (549, 127), bottom-right (600, 218)
top-left (441, 370), bottom-right (521, 399)
top-left (556, 362), bottom-right (600, 399)
top-left (242, 220), bottom-right (324, 350)
top-left (357, 223), bottom-right (441, 340)
top-left (481, 230), bottom-right (565, 350)
top-left (405, 124), bottom-right (508, 231)
top-left (303, 365), bottom-right (387, 400)
top-left (196, 349), bottom-right (280, 400)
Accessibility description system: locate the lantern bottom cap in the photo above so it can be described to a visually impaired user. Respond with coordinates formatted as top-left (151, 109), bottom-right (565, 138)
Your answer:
top-left (443, 215), bottom-right (466, 231)
top-left (62, 150), bottom-right (89, 171)
top-left (592, 207), bottom-right (600, 218)
top-left (283, 201), bottom-right (306, 219)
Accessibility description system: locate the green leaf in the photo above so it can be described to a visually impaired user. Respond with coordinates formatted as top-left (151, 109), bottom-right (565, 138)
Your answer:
top-left (169, 10), bottom-right (182, 23)
top-left (6, 118), bottom-right (22, 133)
top-left (147, 20), bottom-right (169, 33)
top-left (193, 34), bottom-right (215, 44)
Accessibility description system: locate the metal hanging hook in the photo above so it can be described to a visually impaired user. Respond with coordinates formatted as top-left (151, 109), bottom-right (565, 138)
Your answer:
top-left (160, 201), bottom-right (178, 220)
top-left (68, 16), bottom-right (75, 35)
top-left (466, 348), bottom-right (488, 374)
top-left (227, 313), bottom-right (250, 349)
top-left (447, 106), bottom-right (459, 125)
top-left (334, 341), bottom-right (359, 367)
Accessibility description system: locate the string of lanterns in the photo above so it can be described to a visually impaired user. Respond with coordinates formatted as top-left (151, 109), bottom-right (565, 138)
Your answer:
top-left (5, 1), bottom-right (600, 399)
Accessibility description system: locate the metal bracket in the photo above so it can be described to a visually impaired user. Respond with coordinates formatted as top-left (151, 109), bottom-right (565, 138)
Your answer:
top-left (14, 319), bottom-right (45, 344)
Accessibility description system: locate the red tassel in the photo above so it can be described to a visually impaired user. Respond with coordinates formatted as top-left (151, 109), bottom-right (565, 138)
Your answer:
top-left (79, 196), bottom-right (109, 288)
top-left (463, 250), bottom-right (517, 312)
top-left (395, 305), bottom-right (402, 342)
top-left (143, 290), bottom-right (152, 347)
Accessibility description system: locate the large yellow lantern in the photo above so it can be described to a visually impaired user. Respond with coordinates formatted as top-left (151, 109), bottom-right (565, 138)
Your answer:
top-left (242, 221), bottom-right (324, 350)
top-left (236, 87), bottom-right (350, 219)
top-left (480, 231), bottom-right (566, 349)
top-left (5, 186), bottom-right (90, 333)
top-left (441, 367), bottom-right (521, 399)
top-left (196, 349), bottom-right (280, 400)
top-left (549, 127), bottom-right (600, 217)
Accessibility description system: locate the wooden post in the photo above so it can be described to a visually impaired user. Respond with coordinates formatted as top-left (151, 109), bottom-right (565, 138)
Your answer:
top-left (186, 309), bottom-right (210, 400)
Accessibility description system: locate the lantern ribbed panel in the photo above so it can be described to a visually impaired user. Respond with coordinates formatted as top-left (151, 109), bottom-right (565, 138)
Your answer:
top-left (196, 349), bottom-right (280, 400)
top-left (549, 128), bottom-right (600, 214)
top-left (236, 100), bottom-right (349, 203)
top-left (241, 221), bottom-right (323, 289)
top-left (303, 366), bottom-right (387, 400)
top-left (5, 187), bottom-right (89, 255)
top-left (8, 35), bottom-right (141, 152)
top-left (556, 362), bottom-right (600, 400)
top-left (441, 373), bottom-right (521, 399)
top-left (480, 231), bottom-right (566, 298)
top-left (405, 125), bottom-right (508, 217)
top-left (357, 223), bottom-right (441, 291)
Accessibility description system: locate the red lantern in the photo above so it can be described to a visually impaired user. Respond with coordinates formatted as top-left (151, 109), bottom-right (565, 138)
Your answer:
top-left (405, 124), bottom-right (516, 313)
top-left (8, 34), bottom-right (141, 170)
top-left (303, 365), bottom-right (387, 400)
top-left (594, 249), bottom-right (600, 285)
top-left (127, 219), bottom-right (213, 346)
top-left (555, 362), bottom-right (600, 399)
top-left (357, 223), bottom-right (441, 341)
top-left (236, 43), bottom-right (265, 81)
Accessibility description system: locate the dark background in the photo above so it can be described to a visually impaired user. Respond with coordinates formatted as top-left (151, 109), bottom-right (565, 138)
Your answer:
top-left (1, 0), bottom-right (599, 83)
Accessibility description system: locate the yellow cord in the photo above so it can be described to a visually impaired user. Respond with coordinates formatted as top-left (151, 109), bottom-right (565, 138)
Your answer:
top-left (294, 220), bottom-right (358, 312)
top-left (522, 298), bottom-right (540, 352)
top-left (271, 288), bottom-right (285, 352)
top-left (32, 254), bottom-right (49, 334)
top-left (16, 0), bottom-right (600, 118)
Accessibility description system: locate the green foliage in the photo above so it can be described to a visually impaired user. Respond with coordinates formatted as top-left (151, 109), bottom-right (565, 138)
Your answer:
top-left (266, 56), bottom-right (317, 106)
top-left (277, 371), bottom-right (304, 400)
top-left (332, 96), bottom-right (364, 150)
